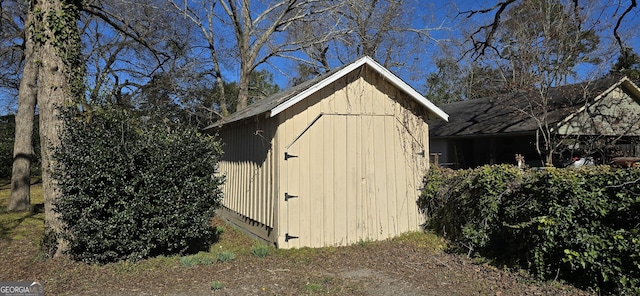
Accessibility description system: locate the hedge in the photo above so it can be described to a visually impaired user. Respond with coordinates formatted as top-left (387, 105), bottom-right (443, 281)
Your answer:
top-left (419, 165), bottom-right (640, 294)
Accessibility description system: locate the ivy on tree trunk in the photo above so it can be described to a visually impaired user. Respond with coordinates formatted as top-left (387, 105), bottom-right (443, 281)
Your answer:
top-left (12, 0), bottom-right (85, 257)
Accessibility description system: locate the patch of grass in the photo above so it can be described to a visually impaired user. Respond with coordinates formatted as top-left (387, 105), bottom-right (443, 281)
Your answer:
top-left (303, 276), bottom-right (344, 294)
top-left (213, 225), bottom-right (224, 236)
top-left (305, 282), bottom-right (323, 292)
top-left (0, 179), bottom-right (45, 241)
top-left (180, 252), bottom-right (218, 267)
top-left (3, 212), bottom-right (44, 240)
top-left (391, 231), bottom-right (447, 252)
top-left (113, 255), bottom-right (180, 274)
top-left (112, 256), bottom-right (180, 274)
top-left (136, 255), bottom-right (178, 271)
top-left (0, 177), bottom-right (43, 201)
top-left (250, 244), bottom-right (273, 258)
top-left (472, 256), bottom-right (490, 265)
top-left (210, 281), bottom-right (223, 290)
top-left (207, 220), bottom-right (258, 257)
top-left (353, 238), bottom-right (373, 247)
top-left (113, 260), bottom-right (139, 273)
top-left (0, 209), bottom-right (45, 240)
top-left (216, 250), bottom-right (235, 262)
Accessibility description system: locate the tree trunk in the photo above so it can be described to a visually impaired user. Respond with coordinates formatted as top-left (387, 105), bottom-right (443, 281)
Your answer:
top-left (39, 55), bottom-right (68, 257)
top-left (35, 0), bottom-right (83, 257)
top-left (237, 65), bottom-right (250, 110)
top-left (212, 50), bottom-right (227, 117)
top-left (8, 9), bottom-right (39, 213)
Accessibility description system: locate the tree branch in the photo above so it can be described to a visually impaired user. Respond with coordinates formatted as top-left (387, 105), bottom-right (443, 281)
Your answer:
top-left (614, 0), bottom-right (637, 53)
top-left (458, 0), bottom-right (517, 59)
top-left (83, 4), bottom-right (170, 67)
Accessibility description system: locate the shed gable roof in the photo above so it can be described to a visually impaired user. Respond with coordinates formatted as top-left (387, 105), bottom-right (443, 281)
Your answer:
top-left (429, 76), bottom-right (640, 138)
top-left (207, 56), bottom-right (448, 129)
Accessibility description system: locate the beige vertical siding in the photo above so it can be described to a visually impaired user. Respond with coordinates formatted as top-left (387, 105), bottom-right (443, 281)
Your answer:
top-left (276, 66), bottom-right (429, 248)
top-left (218, 119), bottom-right (277, 231)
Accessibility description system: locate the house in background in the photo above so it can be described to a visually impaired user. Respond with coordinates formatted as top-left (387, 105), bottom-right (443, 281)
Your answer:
top-left (205, 56), bottom-right (448, 249)
top-left (429, 76), bottom-right (640, 168)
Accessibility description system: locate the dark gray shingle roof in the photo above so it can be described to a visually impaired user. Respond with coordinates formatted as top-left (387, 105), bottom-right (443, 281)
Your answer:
top-left (429, 75), bottom-right (636, 137)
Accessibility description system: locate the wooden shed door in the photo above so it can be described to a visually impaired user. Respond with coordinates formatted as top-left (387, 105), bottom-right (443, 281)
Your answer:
top-left (283, 114), bottom-right (427, 248)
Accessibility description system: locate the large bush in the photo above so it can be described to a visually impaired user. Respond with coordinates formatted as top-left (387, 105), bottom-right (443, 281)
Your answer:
top-left (419, 165), bottom-right (640, 294)
top-left (52, 106), bottom-right (224, 263)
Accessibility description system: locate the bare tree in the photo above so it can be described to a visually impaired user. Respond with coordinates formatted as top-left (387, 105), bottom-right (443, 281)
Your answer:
top-left (6, 0), bottom-right (181, 213)
top-left (287, 0), bottom-right (446, 83)
top-left (333, 0), bottom-right (434, 67)
top-left (460, 0), bottom-right (638, 60)
top-left (82, 0), bottom-right (180, 108)
top-left (218, 0), bottom-right (335, 110)
top-left (168, 0), bottom-right (231, 118)
top-left (456, 0), bottom-right (608, 165)
top-left (0, 0), bottom-right (24, 102)
top-left (503, 1), bottom-right (600, 164)
top-left (166, 0), bottom-right (335, 114)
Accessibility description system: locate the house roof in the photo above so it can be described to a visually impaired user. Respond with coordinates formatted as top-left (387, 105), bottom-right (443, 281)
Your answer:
top-left (429, 75), bottom-right (640, 138)
top-left (206, 56), bottom-right (448, 129)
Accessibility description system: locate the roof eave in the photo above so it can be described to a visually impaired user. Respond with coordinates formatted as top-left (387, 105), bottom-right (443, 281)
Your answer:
top-left (621, 76), bottom-right (640, 99)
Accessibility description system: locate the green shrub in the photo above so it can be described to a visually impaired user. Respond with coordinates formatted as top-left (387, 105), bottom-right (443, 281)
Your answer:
top-left (52, 106), bottom-right (224, 264)
top-left (419, 165), bottom-right (522, 254)
top-left (419, 165), bottom-right (640, 294)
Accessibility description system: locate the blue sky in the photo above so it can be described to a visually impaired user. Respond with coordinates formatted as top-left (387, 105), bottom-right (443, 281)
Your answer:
top-left (1, 0), bottom-right (639, 115)
top-left (262, 0), bottom-right (640, 93)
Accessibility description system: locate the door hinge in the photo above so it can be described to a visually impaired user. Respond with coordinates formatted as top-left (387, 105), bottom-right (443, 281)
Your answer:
top-left (285, 192), bottom-right (298, 201)
top-left (284, 152), bottom-right (298, 160)
top-left (285, 233), bottom-right (299, 242)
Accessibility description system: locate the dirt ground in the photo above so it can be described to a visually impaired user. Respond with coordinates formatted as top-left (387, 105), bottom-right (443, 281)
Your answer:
top-left (0, 179), bottom-right (592, 295)
top-left (0, 214), bottom-right (593, 296)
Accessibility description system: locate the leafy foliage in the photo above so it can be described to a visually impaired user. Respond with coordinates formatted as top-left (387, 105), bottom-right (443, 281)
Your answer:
top-left (611, 47), bottom-right (640, 83)
top-left (51, 106), bottom-right (224, 263)
top-left (134, 69), bottom-right (280, 129)
top-left (31, 0), bottom-right (85, 99)
top-left (419, 165), bottom-right (640, 294)
top-left (0, 115), bottom-right (15, 178)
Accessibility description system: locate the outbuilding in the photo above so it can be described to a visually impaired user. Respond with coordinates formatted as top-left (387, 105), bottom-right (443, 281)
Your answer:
top-left (206, 56), bottom-right (448, 248)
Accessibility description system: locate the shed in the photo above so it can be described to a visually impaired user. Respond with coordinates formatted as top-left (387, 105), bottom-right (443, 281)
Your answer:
top-left (205, 56), bottom-right (448, 248)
